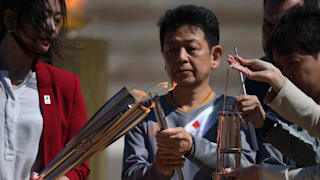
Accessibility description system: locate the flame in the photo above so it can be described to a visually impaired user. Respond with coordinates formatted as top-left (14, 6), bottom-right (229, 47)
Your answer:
top-left (131, 89), bottom-right (148, 103)
top-left (140, 102), bottom-right (155, 114)
top-left (169, 81), bottom-right (177, 91)
top-left (66, 0), bottom-right (86, 12)
top-left (156, 82), bottom-right (169, 89)
top-left (154, 81), bottom-right (177, 92)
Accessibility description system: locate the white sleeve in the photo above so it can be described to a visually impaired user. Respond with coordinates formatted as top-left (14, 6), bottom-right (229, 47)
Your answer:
top-left (264, 78), bottom-right (320, 138)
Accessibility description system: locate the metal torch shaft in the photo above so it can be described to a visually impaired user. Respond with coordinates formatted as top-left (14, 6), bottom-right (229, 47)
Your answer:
top-left (153, 95), bottom-right (184, 180)
top-left (234, 46), bottom-right (259, 151)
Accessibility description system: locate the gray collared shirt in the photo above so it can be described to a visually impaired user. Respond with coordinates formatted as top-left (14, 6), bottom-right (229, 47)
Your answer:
top-left (0, 70), bottom-right (43, 180)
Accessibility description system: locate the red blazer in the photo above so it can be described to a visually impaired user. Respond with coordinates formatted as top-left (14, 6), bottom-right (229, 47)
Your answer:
top-left (35, 61), bottom-right (90, 179)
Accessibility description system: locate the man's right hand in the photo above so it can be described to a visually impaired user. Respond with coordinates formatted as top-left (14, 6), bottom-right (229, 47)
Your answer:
top-left (155, 150), bottom-right (185, 176)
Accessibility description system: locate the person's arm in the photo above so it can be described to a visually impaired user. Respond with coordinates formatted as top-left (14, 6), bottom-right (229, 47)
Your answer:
top-left (259, 163), bottom-right (320, 180)
top-left (122, 120), bottom-right (171, 180)
top-left (235, 93), bottom-right (320, 166)
top-left (263, 117), bottom-right (320, 166)
top-left (264, 78), bottom-right (320, 138)
top-left (64, 75), bottom-right (90, 180)
top-left (228, 55), bottom-right (320, 137)
top-left (228, 161), bottom-right (320, 180)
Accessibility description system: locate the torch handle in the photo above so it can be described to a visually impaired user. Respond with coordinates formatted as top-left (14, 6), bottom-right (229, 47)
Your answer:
top-left (153, 95), bottom-right (184, 180)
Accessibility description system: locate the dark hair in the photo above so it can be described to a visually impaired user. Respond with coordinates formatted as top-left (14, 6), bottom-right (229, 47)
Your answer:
top-left (0, 0), bottom-right (67, 61)
top-left (270, 6), bottom-right (320, 58)
top-left (157, 4), bottom-right (219, 50)
top-left (263, 0), bottom-right (318, 8)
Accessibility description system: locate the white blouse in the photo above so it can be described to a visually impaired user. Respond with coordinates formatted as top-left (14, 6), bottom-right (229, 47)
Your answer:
top-left (0, 70), bottom-right (43, 180)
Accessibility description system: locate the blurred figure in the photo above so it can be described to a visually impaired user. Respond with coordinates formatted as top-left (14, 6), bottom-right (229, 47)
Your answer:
top-left (0, 0), bottom-right (89, 179)
top-left (228, 7), bottom-right (320, 180)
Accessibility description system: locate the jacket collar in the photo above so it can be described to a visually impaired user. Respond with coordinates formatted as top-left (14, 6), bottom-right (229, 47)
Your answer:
top-left (34, 60), bottom-right (51, 88)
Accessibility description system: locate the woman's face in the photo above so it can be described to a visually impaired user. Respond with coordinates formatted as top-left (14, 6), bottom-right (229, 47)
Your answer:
top-left (19, 0), bottom-right (62, 54)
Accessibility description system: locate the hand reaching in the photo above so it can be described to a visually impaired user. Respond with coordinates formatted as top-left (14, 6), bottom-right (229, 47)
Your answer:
top-left (227, 55), bottom-right (285, 93)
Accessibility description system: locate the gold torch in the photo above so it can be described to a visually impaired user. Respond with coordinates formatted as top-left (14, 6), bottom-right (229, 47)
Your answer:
top-left (39, 87), bottom-right (151, 180)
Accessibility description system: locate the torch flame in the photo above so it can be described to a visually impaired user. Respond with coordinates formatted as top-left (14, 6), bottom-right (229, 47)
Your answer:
top-left (131, 89), bottom-right (148, 103)
top-left (140, 102), bottom-right (155, 114)
top-left (155, 82), bottom-right (169, 89)
top-left (132, 81), bottom-right (177, 113)
top-left (66, 0), bottom-right (86, 12)
top-left (169, 81), bottom-right (177, 91)
top-left (153, 81), bottom-right (177, 93)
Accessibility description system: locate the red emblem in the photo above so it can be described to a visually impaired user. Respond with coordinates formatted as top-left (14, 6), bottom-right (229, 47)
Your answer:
top-left (192, 120), bottom-right (200, 128)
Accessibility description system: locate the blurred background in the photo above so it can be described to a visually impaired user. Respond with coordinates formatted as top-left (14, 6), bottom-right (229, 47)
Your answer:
top-left (55, 0), bottom-right (264, 179)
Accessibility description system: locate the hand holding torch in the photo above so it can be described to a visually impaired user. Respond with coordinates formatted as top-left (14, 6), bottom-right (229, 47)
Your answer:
top-left (152, 94), bottom-right (184, 180)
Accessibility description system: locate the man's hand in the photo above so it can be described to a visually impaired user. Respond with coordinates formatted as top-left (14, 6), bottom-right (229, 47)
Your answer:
top-left (227, 55), bottom-right (285, 94)
top-left (235, 95), bottom-right (265, 128)
top-left (155, 127), bottom-right (193, 156)
top-left (155, 127), bottom-right (192, 175)
top-left (227, 165), bottom-right (260, 180)
top-left (155, 150), bottom-right (185, 176)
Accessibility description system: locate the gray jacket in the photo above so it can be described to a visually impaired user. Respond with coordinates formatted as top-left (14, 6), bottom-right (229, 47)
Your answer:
top-left (260, 78), bottom-right (320, 180)
top-left (122, 94), bottom-right (284, 180)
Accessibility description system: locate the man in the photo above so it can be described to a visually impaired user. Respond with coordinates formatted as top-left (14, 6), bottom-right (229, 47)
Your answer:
top-left (246, 0), bottom-right (318, 109)
top-left (122, 5), bottom-right (259, 180)
top-left (244, 0), bottom-right (320, 167)
top-left (229, 7), bottom-right (320, 180)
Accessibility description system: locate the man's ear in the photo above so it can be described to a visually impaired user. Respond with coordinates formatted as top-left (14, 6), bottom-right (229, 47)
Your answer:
top-left (210, 45), bottom-right (222, 70)
top-left (3, 9), bottom-right (17, 31)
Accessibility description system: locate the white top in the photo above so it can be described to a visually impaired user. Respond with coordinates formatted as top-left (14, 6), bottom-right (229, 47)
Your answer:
top-left (0, 70), bottom-right (43, 180)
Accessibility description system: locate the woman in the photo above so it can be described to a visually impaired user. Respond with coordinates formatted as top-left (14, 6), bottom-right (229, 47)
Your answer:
top-left (0, 0), bottom-right (90, 179)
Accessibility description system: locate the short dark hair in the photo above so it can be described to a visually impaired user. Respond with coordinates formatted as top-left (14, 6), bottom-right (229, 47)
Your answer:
top-left (0, 0), bottom-right (67, 61)
top-left (270, 7), bottom-right (320, 58)
top-left (263, 0), bottom-right (318, 8)
top-left (157, 5), bottom-right (219, 50)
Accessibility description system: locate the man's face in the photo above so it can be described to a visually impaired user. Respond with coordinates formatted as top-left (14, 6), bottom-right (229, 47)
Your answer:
top-left (161, 24), bottom-right (220, 87)
top-left (263, 0), bottom-right (303, 57)
top-left (274, 49), bottom-right (320, 101)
